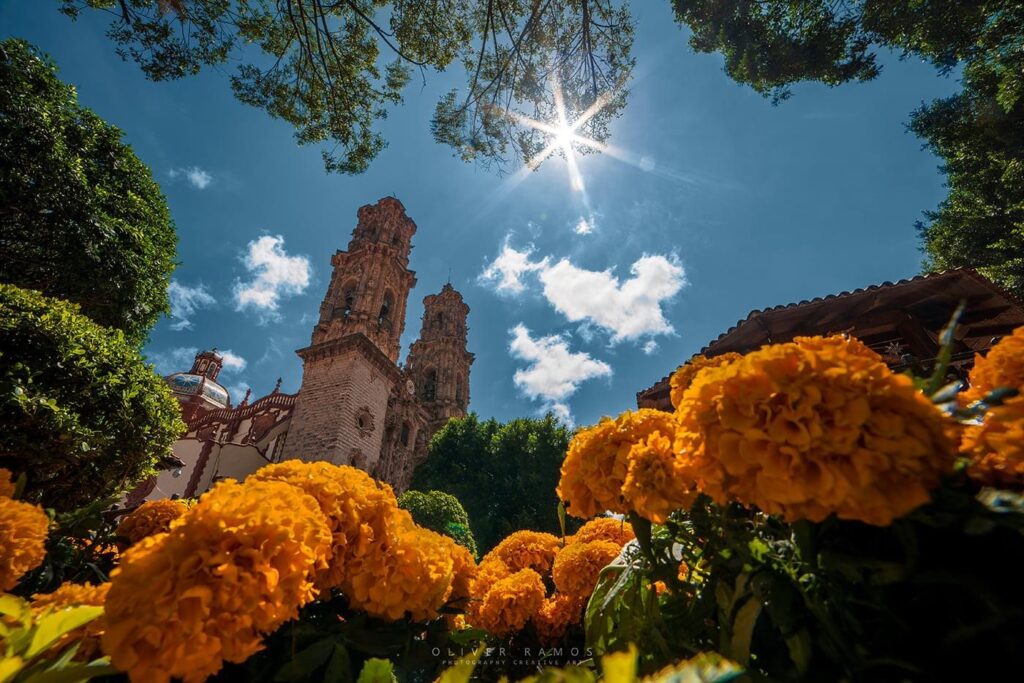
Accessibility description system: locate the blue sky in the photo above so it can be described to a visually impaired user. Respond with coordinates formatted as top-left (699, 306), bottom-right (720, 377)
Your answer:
top-left (2, 3), bottom-right (961, 427)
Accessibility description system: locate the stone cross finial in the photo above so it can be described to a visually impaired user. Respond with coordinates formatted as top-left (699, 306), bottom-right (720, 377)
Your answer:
top-left (273, 377), bottom-right (282, 393)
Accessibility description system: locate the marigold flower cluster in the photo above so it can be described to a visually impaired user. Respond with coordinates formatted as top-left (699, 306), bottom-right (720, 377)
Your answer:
top-left (248, 461), bottom-right (474, 621)
top-left (552, 539), bottom-right (621, 599)
top-left (100, 462), bottom-right (478, 681)
top-left (247, 461), bottom-right (398, 590)
top-left (32, 581), bottom-right (110, 660)
top-left (0, 467), bottom-right (15, 498)
top-left (957, 328), bottom-right (1024, 488)
top-left (115, 498), bottom-right (189, 545)
top-left (469, 519), bottom-right (633, 641)
top-left (344, 510), bottom-right (468, 622)
top-left (0, 468), bottom-right (49, 592)
top-left (557, 409), bottom-right (694, 522)
top-left (568, 516), bottom-right (635, 546)
top-left (102, 479), bottom-right (333, 683)
top-left (961, 326), bottom-right (1024, 405)
top-left (676, 335), bottom-right (957, 525)
top-left (669, 353), bottom-right (743, 409)
top-left (962, 395), bottom-right (1024, 488)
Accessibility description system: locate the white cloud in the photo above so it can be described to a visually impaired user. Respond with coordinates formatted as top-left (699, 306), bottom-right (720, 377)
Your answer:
top-left (226, 383), bottom-right (251, 406)
top-left (539, 254), bottom-right (686, 342)
top-left (574, 217), bottom-right (594, 235)
top-left (479, 241), bottom-right (686, 344)
top-left (218, 349), bottom-right (247, 372)
top-left (167, 280), bottom-right (216, 331)
top-left (478, 243), bottom-right (549, 295)
top-left (509, 324), bottom-right (612, 425)
top-left (169, 166), bottom-right (213, 189)
top-left (643, 340), bottom-right (659, 355)
top-left (233, 235), bottom-right (311, 320)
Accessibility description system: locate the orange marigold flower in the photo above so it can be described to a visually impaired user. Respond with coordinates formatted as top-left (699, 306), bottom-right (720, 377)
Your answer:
top-left (534, 593), bottom-right (584, 645)
top-left (676, 335), bottom-right (957, 526)
top-left (0, 496), bottom-right (49, 592)
top-left (102, 479), bottom-right (331, 683)
top-left (552, 540), bottom-right (621, 600)
top-left (115, 499), bottom-right (189, 545)
top-left (961, 395), bottom-right (1024, 489)
top-left (558, 410), bottom-right (679, 519)
top-left (474, 568), bottom-right (546, 638)
top-left (622, 428), bottom-right (699, 523)
top-left (669, 353), bottom-right (743, 409)
top-left (449, 542), bottom-right (477, 602)
top-left (569, 517), bottom-right (635, 547)
top-left (31, 582), bottom-right (110, 660)
top-left (0, 468), bottom-right (15, 498)
top-left (482, 530), bottom-right (561, 575)
top-left (467, 558), bottom-right (512, 625)
top-left (344, 510), bottom-right (462, 622)
top-left (247, 461), bottom-right (398, 590)
top-left (962, 326), bottom-right (1024, 405)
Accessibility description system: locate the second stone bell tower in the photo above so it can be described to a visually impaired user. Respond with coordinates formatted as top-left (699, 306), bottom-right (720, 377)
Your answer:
top-left (405, 284), bottom-right (475, 433)
top-left (282, 197), bottom-right (417, 468)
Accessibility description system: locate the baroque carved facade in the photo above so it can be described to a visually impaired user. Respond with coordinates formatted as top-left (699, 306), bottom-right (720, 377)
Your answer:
top-left (134, 198), bottom-right (472, 504)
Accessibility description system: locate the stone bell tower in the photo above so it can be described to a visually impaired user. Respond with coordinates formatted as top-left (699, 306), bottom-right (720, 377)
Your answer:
top-left (282, 197), bottom-right (417, 469)
top-left (405, 284), bottom-right (475, 433)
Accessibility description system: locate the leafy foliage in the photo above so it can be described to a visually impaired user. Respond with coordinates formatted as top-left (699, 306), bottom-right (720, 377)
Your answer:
top-left (672, 1), bottom-right (1024, 296)
top-left (0, 38), bottom-right (177, 345)
top-left (0, 285), bottom-right (185, 511)
top-left (59, 1), bottom-right (634, 174)
top-left (412, 413), bottom-right (575, 553)
top-left (0, 593), bottom-right (116, 683)
top-left (398, 489), bottom-right (478, 558)
top-left (213, 593), bottom-right (465, 682)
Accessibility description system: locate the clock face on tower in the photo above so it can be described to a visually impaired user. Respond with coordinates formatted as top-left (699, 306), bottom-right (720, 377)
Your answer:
top-left (406, 379), bottom-right (415, 396)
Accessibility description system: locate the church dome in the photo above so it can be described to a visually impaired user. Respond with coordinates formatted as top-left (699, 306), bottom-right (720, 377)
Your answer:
top-left (164, 349), bottom-right (231, 409)
top-left (166, 372), bottom-right (230, 407)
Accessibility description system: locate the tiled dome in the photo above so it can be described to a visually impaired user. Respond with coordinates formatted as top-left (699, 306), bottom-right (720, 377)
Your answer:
top-left (166, 372), bottom-right (229, 408)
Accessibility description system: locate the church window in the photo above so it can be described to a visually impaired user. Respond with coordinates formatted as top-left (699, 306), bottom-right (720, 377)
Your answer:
top-left (400, 422), bottom-right (411, 447)
top-left (379, 292), bottom-right (393, 328)
top-left (206, 364), bottom-right (217, 378)
top-left (341, 282), bottom-right (358, 318)
top-left (422, 369), bottom-right (437, 401)
top-left (455, 375), bottom-right (465, 406)
top-left (434, 312), bottom-right (444, 329)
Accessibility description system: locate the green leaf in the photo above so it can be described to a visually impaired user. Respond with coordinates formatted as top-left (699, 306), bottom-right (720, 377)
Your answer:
top-left (436, 645), bottom-right (485, 683)
top-left (925, 302), bottom-right (965, 396)
top-left (355, 658), bottom-right (396, 683)
top-left (273, 637), bottom-right (335, 682)
top-left (26, 606), bottom-right (103, 659)
top-left (322, 644), bottom-right (353, 683)
top-left (0, 595), bottom-right (29, 619)
top-left (19, 661), bottom-right (119, 683)
top-left (727, 597), bottom-right (762, 665)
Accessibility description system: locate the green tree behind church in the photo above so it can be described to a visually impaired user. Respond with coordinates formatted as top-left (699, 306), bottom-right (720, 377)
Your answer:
top-left (671, 1), bottom-right (1024, 296)
top-left (412, 413), bottom-right (574, 553)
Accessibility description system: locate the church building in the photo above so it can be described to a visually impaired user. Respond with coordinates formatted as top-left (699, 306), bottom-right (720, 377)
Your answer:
top-left (131, 197), bottom-right (473, 504)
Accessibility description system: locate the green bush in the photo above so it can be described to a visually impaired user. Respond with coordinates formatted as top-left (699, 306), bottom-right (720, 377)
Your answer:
top-left (397, 490), bottom-right (478, 557)
top-left (0, 285), bottom-right (185, 510)
top-left (0, 38), bottom-right (177, 346)
top-left (412, 413), bottom-right (575, 552)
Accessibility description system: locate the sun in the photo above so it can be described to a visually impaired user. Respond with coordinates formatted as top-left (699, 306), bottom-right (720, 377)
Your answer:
top-left (502, 79), bottom-right (613, 193)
